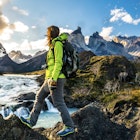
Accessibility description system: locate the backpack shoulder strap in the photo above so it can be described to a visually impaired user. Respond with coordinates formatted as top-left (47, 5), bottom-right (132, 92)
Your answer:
top-left (51, 39), bottom-right (65, 59)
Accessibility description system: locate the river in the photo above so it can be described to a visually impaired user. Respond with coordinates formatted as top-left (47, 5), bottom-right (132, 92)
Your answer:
top-left (0, 74), bottom-right (77, 128)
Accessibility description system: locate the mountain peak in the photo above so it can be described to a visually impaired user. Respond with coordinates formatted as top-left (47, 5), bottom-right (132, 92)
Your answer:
top-left (92, 32), bottom-right (103, 39)
top-left (71, 26), bottom-right (82, 34)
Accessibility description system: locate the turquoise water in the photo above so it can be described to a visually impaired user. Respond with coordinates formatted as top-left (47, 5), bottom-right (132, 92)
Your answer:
top-left (34, 108), bottom-right (78, 128)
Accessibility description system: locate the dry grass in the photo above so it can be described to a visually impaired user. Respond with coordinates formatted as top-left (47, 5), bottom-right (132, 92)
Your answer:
top-left (21, 69), bottom-right (45, 75)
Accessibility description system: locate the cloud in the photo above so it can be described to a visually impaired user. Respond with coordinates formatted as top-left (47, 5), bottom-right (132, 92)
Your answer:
top-left (0, 15), bottom-right (9, 34)
top-left (100, 27), bottom-right (113, 41)
top-left (0, 16), bottom-right (29, 40)
top-left (0, 0), bottom-right (10, 7)
top-left (3, 27), bottom-right (73, 55)
top-left (0, 1), bottom-right (2, 7)
top-left (31, 26), bottom-right (36, 29)
top-left (12, 6), bottom-right (29, 16)
top-left (2, 42), bottom-right (19, 53)
top-left (12, 21), bottom-right (29, 32)
top-left (133, 19), bottom-right (140, 25)
top-left (0, 0), bottom-right (29, 41)
top-left (0, 3), bottom-right (13, 40)
top-left (85, 36), bottom-right (89, 45)
top-left (110, 8), bottom-right (140, 25)
top-left (14, 27), bottom-right (73, 55)
top-left (0, 27), bottom-right (13, 40)
top-left (0, 5), bottom-right (29, 41)
top-left (59, 27), bottom-right (73, 34)
top-left (19, 39), bottom-right (47, 55)
top-left (2, 38), bottom-right (47, 55)
top-left (30, 39), bottom-right (46, 50)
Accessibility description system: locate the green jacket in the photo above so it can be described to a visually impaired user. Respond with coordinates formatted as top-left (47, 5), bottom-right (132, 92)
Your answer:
top-left (45, 33), bottom-right (68, 81)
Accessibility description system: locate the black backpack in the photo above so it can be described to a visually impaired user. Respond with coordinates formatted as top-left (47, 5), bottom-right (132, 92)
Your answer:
top-left (54, 40), bottom-right (79, 78)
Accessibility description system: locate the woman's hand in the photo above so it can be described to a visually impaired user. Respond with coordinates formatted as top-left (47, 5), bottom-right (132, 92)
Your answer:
top-left (48, 79), bottom-right (57, 90)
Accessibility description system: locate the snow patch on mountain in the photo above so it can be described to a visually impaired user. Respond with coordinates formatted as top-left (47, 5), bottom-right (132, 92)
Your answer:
top-left (8, 50), bottom-right (32, 63)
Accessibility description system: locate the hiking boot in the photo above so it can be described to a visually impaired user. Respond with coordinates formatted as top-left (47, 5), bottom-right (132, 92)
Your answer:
top-left (57, 126), bottom-right (75, 136)
top-left (20, 116), bottom-right (32, 128)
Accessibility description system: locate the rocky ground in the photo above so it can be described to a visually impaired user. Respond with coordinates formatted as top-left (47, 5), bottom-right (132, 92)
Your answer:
top-left (0, 52), bottom-right (140, 140)
top-left (0, 103), bottom-right (139, 140)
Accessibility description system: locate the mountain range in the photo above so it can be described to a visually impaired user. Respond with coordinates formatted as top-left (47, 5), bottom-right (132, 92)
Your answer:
top-left (0, 27), bottom-right (140, 73)
top-left (0, 44), bottom-right (46, 73)
top-left (113, 36), bottom-right (140, 57)
top-left (69, 27), bottom-right (138, 59)
top-left (8, 50), bottom-right (32, 63)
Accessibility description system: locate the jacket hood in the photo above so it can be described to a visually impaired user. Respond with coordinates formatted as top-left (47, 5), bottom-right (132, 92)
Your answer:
top-left (52, 33), bottom-right (69, 44)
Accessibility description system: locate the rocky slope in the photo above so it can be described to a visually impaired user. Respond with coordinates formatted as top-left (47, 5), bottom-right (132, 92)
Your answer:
top-left (17, 51), bottom-right (47, 73)
top-left (0, 54), bottom-right (19, 73)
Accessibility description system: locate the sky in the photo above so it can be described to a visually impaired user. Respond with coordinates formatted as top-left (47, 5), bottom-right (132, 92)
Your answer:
top-left (0, 0), bottom-right (140, 55)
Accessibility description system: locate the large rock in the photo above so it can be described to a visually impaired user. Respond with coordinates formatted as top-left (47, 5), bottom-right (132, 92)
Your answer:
top-left (0, 114), bottom-right (47, 140)
top-left (41, 103), bottom-right (133, 140)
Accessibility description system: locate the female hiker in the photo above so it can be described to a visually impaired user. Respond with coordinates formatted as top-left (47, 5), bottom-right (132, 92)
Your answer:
top-left (20, 25), bottom-right (75, 136)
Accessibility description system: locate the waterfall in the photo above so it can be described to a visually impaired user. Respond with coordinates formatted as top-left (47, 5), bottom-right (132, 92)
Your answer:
top-left (45, 98), bottom-right (58, 113)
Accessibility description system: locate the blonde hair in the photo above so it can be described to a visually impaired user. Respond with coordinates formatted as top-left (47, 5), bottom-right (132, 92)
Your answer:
top-left (46, 25), bottom-right (59, 47)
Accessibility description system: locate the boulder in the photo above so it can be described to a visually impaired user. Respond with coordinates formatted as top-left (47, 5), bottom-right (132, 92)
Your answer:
top-left (41, 103), bottom-right (133, 140)
top-left (0, 114), bottom-right (47, 140)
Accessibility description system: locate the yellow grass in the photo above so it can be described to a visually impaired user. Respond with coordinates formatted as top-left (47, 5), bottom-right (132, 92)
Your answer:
top-left (22, 69), bottom-right (45, 75)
